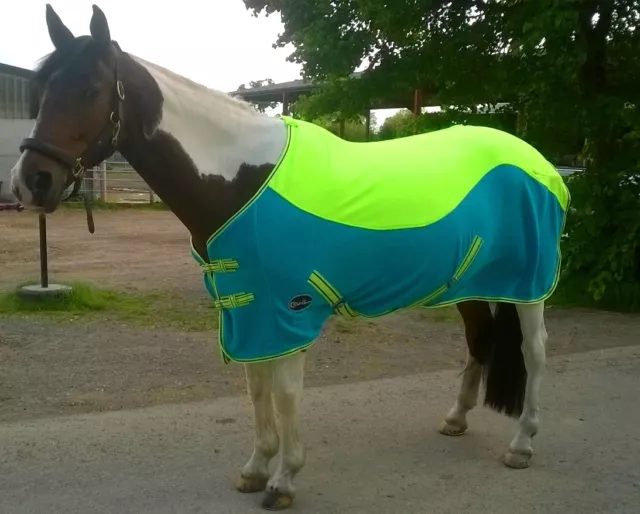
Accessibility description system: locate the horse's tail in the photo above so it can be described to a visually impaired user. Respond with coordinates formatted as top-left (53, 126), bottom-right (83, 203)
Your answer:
top-left (468, 302), bottom-right (527, 418)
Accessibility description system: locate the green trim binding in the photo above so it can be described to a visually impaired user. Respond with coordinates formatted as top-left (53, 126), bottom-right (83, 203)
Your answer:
top-left (219, 339), bottom-right (316, 364)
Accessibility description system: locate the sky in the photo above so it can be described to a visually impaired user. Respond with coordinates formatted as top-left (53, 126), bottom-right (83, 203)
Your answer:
top-left (0, 1), bottom-right (399, 125)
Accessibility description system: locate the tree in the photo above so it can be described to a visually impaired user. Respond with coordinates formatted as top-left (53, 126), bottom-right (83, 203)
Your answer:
top-left (236, 78), bottom-right (279, 112)
top-left (377, 109), bottom-right (414, 140)
top-left (244, 0), bottom-right (640, 307)
top-left (303, 113), bottom-right (375, 141)
top-left (378, 106), bottom-right (517, 140)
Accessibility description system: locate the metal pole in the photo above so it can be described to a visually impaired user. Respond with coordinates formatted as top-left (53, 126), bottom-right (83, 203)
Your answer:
top-left (39, 213), bottom-right (48, 288)
top-left (365, 109), bottom-right (371, 141)
top-left (413, 89), bottom-right (422, 134)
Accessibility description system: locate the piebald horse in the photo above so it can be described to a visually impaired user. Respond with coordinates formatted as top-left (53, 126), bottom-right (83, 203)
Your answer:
top-left (11, 5), bottom-right (567, 511)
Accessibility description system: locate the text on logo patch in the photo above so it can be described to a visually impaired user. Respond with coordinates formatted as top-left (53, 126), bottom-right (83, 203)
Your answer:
top-left (289, 294), bottom-right (312, 311)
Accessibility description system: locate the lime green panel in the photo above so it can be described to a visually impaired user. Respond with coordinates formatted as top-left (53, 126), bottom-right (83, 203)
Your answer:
top-left (268, 117), bottom-right (569, 230)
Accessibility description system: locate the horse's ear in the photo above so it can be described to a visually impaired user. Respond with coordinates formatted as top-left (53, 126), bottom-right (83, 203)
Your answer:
top-left (90, 4), bottom-right (111, 44)
top-left (45, 4), bottom-right (74, 49)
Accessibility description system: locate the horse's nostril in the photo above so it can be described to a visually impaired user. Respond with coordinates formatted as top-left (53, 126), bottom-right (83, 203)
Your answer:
top-left (35, 171), bottom-right (53, 194)
top-left (25, 171), bottom-right (53, 195)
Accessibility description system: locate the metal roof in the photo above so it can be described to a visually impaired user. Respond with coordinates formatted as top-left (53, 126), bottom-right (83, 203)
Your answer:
top-left (227, 72), bottom-right (445, 111)
top-left (0, 62), bottom-right (34, 79)
top-left (229, 78), bottom-right (317, 96)
top-left (228, 72), bottom-right (364, 102)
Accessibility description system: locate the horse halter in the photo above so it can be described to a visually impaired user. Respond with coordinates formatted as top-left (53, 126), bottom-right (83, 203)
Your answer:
top-left (18, 44), bottom-right (126, 234)
top-left (19, 45), bottom-right (126, 196)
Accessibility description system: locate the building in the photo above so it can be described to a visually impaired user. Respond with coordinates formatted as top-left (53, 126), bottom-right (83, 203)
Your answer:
top-left (0, 62), bottom-right (34, 201)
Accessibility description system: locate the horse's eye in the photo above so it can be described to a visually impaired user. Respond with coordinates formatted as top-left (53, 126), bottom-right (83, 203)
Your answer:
top-left (85, 87), bottom-right (100, 100)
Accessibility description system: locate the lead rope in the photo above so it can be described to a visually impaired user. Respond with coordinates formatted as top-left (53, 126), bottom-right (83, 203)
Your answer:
top-left (83, 191), bottom-right (95, 234)
top-left (65, 174), bottom-right (95, 234)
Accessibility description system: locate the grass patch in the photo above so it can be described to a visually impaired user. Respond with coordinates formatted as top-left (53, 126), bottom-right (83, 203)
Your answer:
top-left (0, 281), bottom-right (219, 331)
top-left (60, 199), bottom-right (169, 211)
top-left (0, 282), bottom-right (143, 315)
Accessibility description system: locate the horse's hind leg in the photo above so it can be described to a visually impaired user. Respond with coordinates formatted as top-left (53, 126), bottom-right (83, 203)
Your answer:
top-left (262, 351), bottom-right (307, 511)
top-left (440, 301), bottom-right (493, 436)
top-left (504, 301), bottom-right (547, 469)
top-left (236, 361), bottom-right (279, 494)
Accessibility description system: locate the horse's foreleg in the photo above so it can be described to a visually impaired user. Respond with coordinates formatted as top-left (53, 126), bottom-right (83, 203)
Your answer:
top-left (505, 302), bottom-right (547, 469)
top-left (440, 301), bottom-right (493, 436)
top-left (262, 351), bottom-right (306, 511)
top-left (237, 361), bottom-right (279, 494)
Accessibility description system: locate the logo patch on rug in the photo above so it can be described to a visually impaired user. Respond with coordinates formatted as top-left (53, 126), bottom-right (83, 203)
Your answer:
top-left (289, 294), bottom-right (312, 311)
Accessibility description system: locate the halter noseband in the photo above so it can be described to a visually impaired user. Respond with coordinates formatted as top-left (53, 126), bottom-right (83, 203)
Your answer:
top-left (19, 45), bottom-right (126, 195)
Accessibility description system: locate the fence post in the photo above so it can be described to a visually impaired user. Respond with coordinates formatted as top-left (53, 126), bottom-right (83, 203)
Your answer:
top-left (85, 167), bottom-right (94, 200)
top-left (149, 188), bottom-right (155, 204)
top-left (99, 162), bottom-right (107, 202)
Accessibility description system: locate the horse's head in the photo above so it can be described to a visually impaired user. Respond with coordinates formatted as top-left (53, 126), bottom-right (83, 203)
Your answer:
top-left (11, 4), bottom-right (126, 213)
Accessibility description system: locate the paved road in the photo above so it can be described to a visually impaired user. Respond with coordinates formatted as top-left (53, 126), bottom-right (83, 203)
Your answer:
top-left (1, 346), bottom-right (639, 514)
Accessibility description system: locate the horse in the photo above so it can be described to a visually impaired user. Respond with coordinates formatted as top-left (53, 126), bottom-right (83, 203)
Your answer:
top-left (10, 5), bottom-right (569, 511)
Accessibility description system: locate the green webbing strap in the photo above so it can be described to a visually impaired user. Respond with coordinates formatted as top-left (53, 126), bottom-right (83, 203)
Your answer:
top-left (307, 271), bottom-right (358, 318)
top-left (214, 292), bottom-right (255, 310)
top-left (201, 259), bottom-right (239, 273)
top-left (420, 235), bottom-right (484, 306)
top-left (453, 236), bottom-right (484, 281)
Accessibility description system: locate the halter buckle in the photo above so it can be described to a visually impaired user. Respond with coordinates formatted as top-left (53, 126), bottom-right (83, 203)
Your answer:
top-left (72, 158), bottom-right (85, 179)
top-left (110, 113), bottom-right (122, 146)
top-left (116, 80), bottom-right (125, 101)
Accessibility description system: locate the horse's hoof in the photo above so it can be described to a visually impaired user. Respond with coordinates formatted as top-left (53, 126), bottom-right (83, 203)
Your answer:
top-left (503, 450), bottom-right (533, 469)
top-left (261, 490), bottom-right (294, 511)
top-left (235, 474), bottom-right (269, 493)
top-left (439, 420), bottom-right (468, 436)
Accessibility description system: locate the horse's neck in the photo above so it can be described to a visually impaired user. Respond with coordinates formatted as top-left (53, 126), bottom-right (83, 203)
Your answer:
top-left (118, 58), bottom-right (287, 259)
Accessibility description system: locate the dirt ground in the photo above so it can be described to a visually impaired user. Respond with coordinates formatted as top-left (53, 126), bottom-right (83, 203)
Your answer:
top-left (1, 209), bottom-right (640, 424)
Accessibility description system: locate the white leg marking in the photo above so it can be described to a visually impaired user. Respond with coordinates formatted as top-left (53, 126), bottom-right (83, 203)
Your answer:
top-left (237, 361), bottom-right (279, 493)
top-left (263, 351), bottom-right (306, 510)
top-left (440, 351), bottom-right (482, 436)
top-left (505, 301), bottom-right (547, 469)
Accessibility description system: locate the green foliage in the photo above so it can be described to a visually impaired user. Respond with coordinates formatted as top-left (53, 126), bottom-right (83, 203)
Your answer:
top-left (236, 78), bottom-right (279, 112)
top-left (378, 106), bottom-right (517, 140)
top-left (245, 0), bottom-right (640, 309)
top-left (299, 113), bottom-right (372, 141)
top-left (377, 109), bottom-right (415, 140)
top-left (314, 118), bottom-right (367, 142)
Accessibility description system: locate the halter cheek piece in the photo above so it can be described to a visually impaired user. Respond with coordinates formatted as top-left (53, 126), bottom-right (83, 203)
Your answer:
top-left (18, 44), bottom-right (126, 233)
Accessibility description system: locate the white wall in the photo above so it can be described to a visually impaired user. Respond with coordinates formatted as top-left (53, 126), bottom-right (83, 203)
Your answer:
top-left (0, 119), bottom-right (33, 201)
